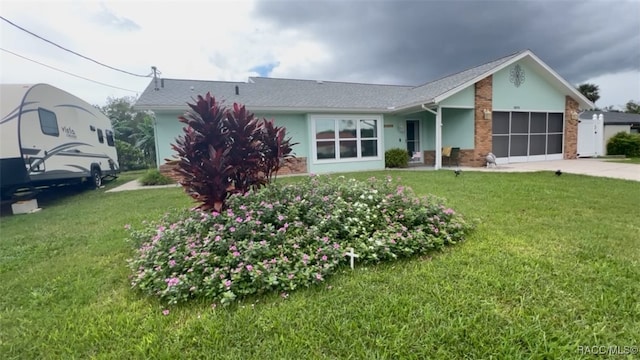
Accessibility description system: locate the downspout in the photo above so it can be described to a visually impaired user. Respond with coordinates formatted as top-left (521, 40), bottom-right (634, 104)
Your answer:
top-left (421, 104), bottom-right (442, 169)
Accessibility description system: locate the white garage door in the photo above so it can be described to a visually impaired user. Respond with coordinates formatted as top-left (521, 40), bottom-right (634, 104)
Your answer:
top-left (492, 111), bottom-right (564, 164)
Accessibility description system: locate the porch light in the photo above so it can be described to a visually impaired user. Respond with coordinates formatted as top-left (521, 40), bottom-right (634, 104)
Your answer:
top-left (571, 111), bottom-right (579, 120)
top-left (483, 109), bottom-right (491, 120)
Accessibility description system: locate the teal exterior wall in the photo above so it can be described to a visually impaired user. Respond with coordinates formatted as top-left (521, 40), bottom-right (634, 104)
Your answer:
top-left (154, 111), bottom-right (184, 165)
top-left (308, 159), bottom-right (385, 174)
top-left (442, 108), bottom-right (474, 149)
top-left (439, 85), bottom-right (474, 108)
top-left (493, 61), bottom-right (565, 111)
top-left (255, 113), bottom-right (308, 158)
top-left (383, 115), bottom-right (406, 151)
top-left (154, 111), bottom-right (308, 167)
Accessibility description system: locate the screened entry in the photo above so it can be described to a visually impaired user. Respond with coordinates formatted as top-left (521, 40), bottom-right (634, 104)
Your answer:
top-left (492, 111), bottom-right (564, 163)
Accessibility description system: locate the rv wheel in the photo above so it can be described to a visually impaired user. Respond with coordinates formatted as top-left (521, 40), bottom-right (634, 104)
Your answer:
top-left (90, 168), bottom-right (102, 189)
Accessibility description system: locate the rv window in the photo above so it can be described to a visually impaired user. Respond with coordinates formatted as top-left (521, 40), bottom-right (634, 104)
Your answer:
top-left (105, 130), bottom-right (115, 146)
top-left (97, 129), bottom-right (104, 143)
top-left (38, 108), bottom-right (59, 136)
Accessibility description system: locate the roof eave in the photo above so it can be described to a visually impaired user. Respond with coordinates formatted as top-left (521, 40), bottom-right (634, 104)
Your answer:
top-left (135, 104), bottom-right (393, 114)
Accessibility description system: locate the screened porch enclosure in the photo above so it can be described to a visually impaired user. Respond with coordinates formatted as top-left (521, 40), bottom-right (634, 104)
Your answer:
top-left (492, 111), bottom-right (564, 163)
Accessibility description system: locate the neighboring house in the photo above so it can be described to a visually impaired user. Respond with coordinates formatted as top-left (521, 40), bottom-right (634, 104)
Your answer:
top-left (135, 49), bottom-right (593, 174)
top-left (578, 111), bottom-right (640, 156)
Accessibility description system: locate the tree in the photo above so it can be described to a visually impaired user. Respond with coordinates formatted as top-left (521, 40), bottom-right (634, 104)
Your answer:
top-left (102, 96), bottom-right (146, 143)
top-left (102, 96), bottom-right (154, 169)
top-left (133, 113), bottom-right (157, 167)
top-left (577, 83), bottom-right (600, 104)
top-left (625, 100), bottom-right (640, 114)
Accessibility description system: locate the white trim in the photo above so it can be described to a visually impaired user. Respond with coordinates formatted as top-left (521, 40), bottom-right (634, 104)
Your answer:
top-left (309, 114), bottom-right (383, 164)
top-left (435, 106), bottom-right (442, 169)
top-left (492, 108), bottom-right (565, 113)
top-left (440, 105), bottom-right (475, 110)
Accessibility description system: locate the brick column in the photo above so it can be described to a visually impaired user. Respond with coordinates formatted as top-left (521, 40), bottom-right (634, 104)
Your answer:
top-left (564, 96), bottom-right (579, 159)
top-left (473, 76), bottom-right (493, 166)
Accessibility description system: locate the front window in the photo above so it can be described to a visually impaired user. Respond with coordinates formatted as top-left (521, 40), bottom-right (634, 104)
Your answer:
top-left (312, 115), bottom-right (381, 161)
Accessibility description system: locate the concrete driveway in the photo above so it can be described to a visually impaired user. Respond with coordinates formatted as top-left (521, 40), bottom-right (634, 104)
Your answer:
top-left (462, 158), bottom-right (640, 182)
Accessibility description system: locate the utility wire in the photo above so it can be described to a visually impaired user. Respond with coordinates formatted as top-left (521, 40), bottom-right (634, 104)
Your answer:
top-left (0, 16), bottom-right (151, 78)
top-left (1, 47), bottom-right (139, 93)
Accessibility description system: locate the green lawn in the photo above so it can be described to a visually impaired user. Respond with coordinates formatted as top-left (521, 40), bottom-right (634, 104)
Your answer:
top-left (1, 170), bottom-right (639, 359)
top-left (606, 157), bottom-right (640, 164)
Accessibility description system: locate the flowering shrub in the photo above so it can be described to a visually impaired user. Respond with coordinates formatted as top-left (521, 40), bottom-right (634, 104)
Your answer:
top-left (126, 175), bottom-right (473, 306)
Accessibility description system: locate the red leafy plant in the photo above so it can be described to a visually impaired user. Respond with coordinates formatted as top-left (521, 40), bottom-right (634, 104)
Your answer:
top-left (171, 93), bottom-right (295, 212)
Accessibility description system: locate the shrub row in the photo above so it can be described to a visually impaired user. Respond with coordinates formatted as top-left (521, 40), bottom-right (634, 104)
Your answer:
top-left (607, 131), bottom-right (640, 158)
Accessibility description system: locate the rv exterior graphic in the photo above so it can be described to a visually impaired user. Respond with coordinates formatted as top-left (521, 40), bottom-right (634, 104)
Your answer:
top-left (0, 83), bottom-right (119, 199)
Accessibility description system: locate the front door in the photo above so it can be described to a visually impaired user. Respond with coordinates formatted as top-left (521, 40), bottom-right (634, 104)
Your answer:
top-left (406, 120), bottom-right (421, 163)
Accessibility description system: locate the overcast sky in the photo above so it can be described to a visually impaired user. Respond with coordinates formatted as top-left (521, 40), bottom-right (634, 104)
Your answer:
top-left (1, 0), bottom-right (638, 109)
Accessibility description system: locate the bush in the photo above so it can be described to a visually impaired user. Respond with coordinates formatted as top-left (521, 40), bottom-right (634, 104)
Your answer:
top-left (116, 139), bottom-right (148, 171)
top-left (385, 148), bottom-right (409, 168)
top-left (126, 175), bottom-right (473, 306)
top-left (140, 169), bottom-right (175, 186)
top-left (171, 93), bottom-right (296, 212)
top-left (607, 132), bottom-right (640, 157)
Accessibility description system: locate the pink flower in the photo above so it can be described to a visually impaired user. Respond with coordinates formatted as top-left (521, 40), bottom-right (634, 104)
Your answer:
top-left (246, 264), bottom-right (254, 271)
top-left (168, 259), bottom-right (176, 267)
top-left (321, 255), bottom-right (328, 261)
top-left (224, 280), bottom-right (231, 288)
top-left (170, 223), bottom-right (178, 230)
top-left (281, 292), bottom-right (289, 299)
top-left (315, 273), bottom-right (323, 281)
top-left (333, 243), bottom-right (340, 249)
top-left (214, 235), bottom-right (221, 242)
top-left (230, 245), bottom-right (237, 251)
top-left (293, 243), bottom-right (299, 249)
top-left (162, 309), bottom-right (170, 316)
top-left (444, 208), bottom-right (455, 215)
top-left (229, 227), bottom-right (236, 232)
top-left (288, 273), bottom-right (294, 280)
top-left (169, 246), bottom-right (176, 254)
top-left (232, 251), bottom-right (240, 257)
top-left (235, 217), bottom-right (243, 223)
top-left (124, 224), bottom-right (131, 230)
top-left (278, 215), bottom-right (285, 221)
top-left (165, 277), bottom-right (180, 287)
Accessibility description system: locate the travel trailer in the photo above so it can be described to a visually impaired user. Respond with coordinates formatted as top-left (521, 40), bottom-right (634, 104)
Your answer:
top-left (0, 83), bottom-right (119, 200)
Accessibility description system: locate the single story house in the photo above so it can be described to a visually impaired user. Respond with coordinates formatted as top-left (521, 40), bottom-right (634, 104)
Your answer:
top-left (577, 111), bottom-right (640, 157)
top-left (135, 49), bottom-right (593, 174)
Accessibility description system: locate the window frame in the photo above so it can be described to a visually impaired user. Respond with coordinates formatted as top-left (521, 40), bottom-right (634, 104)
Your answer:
top-left (310, 114), bottom-right (382, 163)
top-left (105, 129), bottom-right (115, 147)
top-left (38, 108), bottom-right (59, 137)
top-left (97, 128), bottom-right (104, 144)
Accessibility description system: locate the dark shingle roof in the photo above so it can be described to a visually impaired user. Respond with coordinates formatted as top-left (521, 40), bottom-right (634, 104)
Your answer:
top-left (135, 50), bottom-right (575, 111)
top-left (580, 111), bottom-right (640, 125)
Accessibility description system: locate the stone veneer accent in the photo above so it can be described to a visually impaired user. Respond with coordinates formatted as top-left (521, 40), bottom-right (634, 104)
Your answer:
top-left (564, 96), bottom-right (579, 159)
top-left (275, 157), bottom-right (308, 175)
top-left (422, 149), bottom-right (475, 167)
top-left (158, 157), bottom-right (308, 183)
top-left (471, 75), bottom-right (493, 167)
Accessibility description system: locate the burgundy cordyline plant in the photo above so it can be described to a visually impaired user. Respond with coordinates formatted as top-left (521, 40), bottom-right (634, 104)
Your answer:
top-left (171, 93), bottom-right (296, 212)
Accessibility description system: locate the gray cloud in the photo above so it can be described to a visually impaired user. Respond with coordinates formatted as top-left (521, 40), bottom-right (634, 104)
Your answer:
top-left (94, 5), bottom-right (140, 31)
top-left (254, 0), bottom-right (640, 85)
